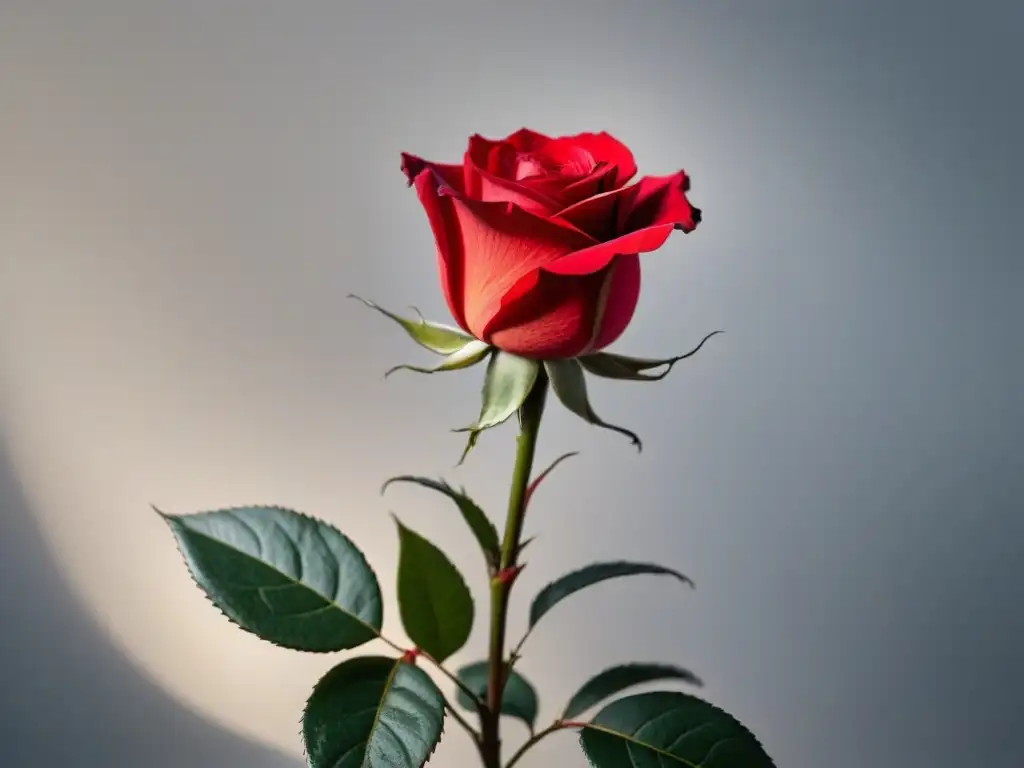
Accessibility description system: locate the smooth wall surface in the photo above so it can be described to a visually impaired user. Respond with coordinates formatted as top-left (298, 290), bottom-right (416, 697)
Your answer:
top-left (1, 1), bottom-right (1021, 766)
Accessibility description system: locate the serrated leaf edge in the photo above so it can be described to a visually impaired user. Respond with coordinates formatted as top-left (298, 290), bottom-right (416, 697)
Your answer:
top-left (155, 503), bottom-right (383, 654)
top-left (301, 657), bottom-right (448, 768)
top-left (578, 692), bottom-right (775, 768)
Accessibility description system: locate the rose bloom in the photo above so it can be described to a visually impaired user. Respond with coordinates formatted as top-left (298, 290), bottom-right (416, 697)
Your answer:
top-left (401, 129), bottom-right (701, 360)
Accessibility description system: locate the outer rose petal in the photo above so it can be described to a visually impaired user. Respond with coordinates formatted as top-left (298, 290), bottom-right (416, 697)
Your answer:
top-left (589, 253), bottom-right (641, 351)
top-left (617, 170), bottom-right (701, 235)
top-left (547, 170), bottom-right (702, 276)
top-left (411, 168), bottom-right (469, 331)
top-left (504, 128), bottom-right (553, 153)
top-left (485, 256), bottom-right (638, 358)
top-left (416, 175), bottom-right (597, 340)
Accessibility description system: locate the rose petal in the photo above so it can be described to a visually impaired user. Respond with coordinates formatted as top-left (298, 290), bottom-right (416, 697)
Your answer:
top-left (400, 152), bottom-right (466, 194)
top-left (558, 162), bottom-right (619, 205)
top-left (411, 168), bottom-right (470, 330)
top-left (504, 128), bottom-right (553, 153)
top-left (617, 169), bottom-right (701, 234)
top-left (588, 253), bottom-right (641, 352)
top-left (547, 170), bottom-right (701, 276)
top-left (435, 190), bottom-right (597, 339)
top-left (552, 186), bottom-right (623, 240)
top-left (464, 135), bottom-right (564, 214)
top-left (559, 131), bottom-right (637, 188)
top-left (484, 258), bottom-right (629, 359)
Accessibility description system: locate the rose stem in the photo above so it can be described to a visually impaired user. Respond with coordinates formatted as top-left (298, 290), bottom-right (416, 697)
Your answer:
top-left (479, 370), bottom-right (548, 768)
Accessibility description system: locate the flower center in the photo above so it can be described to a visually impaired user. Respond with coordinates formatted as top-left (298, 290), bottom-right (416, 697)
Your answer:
top-left (514, 147), bottom-right (596, 182)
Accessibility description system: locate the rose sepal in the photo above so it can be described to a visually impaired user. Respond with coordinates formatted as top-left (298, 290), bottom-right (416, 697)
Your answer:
top-left (349, 294), bottom-right (475, 354)
top-left (349, 294), bottom-right (492, 376)
top-left (578, 330), bottom-right (723, 381)
top-left (454, 350), bottom-right (540, 464)
top-left (544, 359), bottom-right (642, 450)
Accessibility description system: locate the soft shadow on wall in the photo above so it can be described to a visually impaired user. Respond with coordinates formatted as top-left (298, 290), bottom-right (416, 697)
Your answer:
top-left (0, 434), bottom-right (300, 768)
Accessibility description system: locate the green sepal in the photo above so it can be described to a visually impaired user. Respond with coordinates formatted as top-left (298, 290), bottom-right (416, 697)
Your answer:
top-left (394, 515), bottom-right (475, 663)
top-left (578, 330), bottom-right (723, 381)
top-left (455, 351), bottom-right (540, 464)
top-left (382, 475), bottom-right (500, 571)
top-left (562, 663), bottom-right (703, 720)
top-left (385, 339), bottom-right (491, 377)
top-left (302, 655), bottom-right (446, 768)
top-left (544, 359), bottom-right (642, 450)
top-left (578, 691), bottom-right (775, 767)
top-left (349, 294), bottom-right (474, 354)
top-left (157, 505), bottom-right (382, 652)
top-left (455, 660), bottom-right (540, 732)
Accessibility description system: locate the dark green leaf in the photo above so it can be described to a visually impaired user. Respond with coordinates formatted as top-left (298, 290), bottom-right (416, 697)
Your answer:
top-left (563, 663), bottom-right (703, 719)
top-left (303, 656), bottom-right (446, 768)
top-left (456, 351), bottom-right (540, 463)
top-left (578, 691), bottom-right (775, 767)
top-left (159, 505), bottom-right (382, 652)
top-left (349, 294), bottom-right (474, 354)
top-left (578, 331), bottom-right (724, 381)
top-left (385, 339), bottom-right (491, 377)
top-left (530, 561), bottom-right (692, 630)
top-left (395, 516), bottom-right (474, 663)
top-left (382, 475), bottom-right (500, 570)
top-left (455, 661), bottom-right (539, 730)
top-left (544, 359), bottom-right (641, 450)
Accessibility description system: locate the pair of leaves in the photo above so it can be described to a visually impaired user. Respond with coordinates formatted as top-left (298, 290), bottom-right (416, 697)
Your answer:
top-left (162, 504), bottom-right (474, 665)
top-left (161, 505), bottom-right (472, 765)
top-left (383, 475), bottom-right (500, 571)
top-left (301, 663), bottom-right (771, 768)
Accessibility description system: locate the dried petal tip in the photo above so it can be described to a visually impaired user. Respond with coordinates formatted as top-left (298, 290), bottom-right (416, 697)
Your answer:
top-left (400, 152), bottom-right (426, 185)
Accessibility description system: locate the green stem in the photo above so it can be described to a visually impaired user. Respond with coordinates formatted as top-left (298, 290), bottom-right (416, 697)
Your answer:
top-left (479, 372), bottom-right (549, 768)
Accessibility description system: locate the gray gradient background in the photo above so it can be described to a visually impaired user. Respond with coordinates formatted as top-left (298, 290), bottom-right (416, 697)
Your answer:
top-left (1, 1), bottom-right (1021, 766)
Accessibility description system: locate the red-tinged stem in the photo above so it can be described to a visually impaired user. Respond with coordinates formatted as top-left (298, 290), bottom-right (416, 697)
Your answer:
top-left (479, 372), bottom-right (548, 768)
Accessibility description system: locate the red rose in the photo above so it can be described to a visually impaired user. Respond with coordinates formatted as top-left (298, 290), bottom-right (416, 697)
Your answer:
top-left (401, 128), bottom-right (701, 360)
